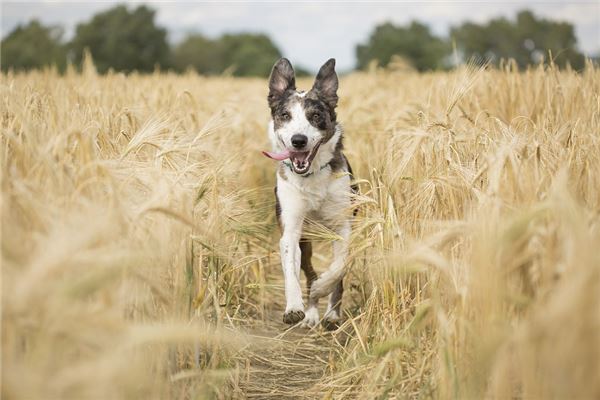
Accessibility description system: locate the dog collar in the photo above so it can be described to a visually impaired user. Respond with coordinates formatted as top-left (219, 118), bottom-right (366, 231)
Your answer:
top-left (282, 160), bottom-right (330, 177)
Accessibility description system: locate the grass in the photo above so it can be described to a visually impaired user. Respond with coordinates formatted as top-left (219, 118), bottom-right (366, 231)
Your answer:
top-left (2, 59), bottom-right (599, 399)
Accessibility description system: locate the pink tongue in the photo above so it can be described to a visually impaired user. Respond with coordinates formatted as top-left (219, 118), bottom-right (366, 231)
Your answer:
top-left (262, 149), bottom-right (291, 161)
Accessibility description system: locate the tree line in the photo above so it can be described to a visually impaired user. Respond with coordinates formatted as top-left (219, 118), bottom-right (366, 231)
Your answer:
top-left (0, 5), bottom-right (592, 76)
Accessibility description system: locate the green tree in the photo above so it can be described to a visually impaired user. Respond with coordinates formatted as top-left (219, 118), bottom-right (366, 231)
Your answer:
top-left (218, 33), bottom-right (281, 77)
top-left (356, 21), bottom-right (450, 71)
top-left (451, 10), bottom-right (585, 69)
top-left (1, 20), bottom-right (66, 72)
top-left (173, 34), bottom-right (223, 74)
top-left (70, 5), bottom-right (169, 73)
top-left (173, 32), bottom-right (282, 77)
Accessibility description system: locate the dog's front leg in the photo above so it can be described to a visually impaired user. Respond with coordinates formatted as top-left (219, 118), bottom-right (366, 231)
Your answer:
top-left (310, 220), bottom-right (351, 328)
top-left (278, 186), bottom-right (306, 324)
top-left (280, 222), bottom-right (305, 323)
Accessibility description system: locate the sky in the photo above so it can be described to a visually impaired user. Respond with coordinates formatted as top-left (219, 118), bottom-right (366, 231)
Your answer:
top-left (2, 1), bottom-right (599, 72)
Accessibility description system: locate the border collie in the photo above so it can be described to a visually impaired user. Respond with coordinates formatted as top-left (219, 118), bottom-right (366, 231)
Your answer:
top-left (263, 58), bottom-right (357, 329)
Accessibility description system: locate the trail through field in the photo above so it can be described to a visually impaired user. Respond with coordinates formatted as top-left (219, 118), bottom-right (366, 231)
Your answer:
top-left (233, 266), bottom-right (349, 399)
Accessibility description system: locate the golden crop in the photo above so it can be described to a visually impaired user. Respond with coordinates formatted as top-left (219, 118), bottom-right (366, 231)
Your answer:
top-left (2, 60), bottom-right (599, 399)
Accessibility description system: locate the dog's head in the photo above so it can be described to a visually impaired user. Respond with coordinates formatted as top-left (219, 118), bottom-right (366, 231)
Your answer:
top-left (265, 58), bottom-right (339, 175)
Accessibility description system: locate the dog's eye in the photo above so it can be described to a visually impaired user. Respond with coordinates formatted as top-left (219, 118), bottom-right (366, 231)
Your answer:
top-left (310, 113), bottom-right (323, 124)
top-left (279, 111), bottom-right (291, 121)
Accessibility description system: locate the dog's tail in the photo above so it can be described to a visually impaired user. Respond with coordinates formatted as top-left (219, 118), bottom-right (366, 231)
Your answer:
top-left (308, 262), bottom-right (345, 301)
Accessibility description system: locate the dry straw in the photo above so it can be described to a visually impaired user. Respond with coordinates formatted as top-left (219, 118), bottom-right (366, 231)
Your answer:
top-left (2, 59), bottom-right (599, 399)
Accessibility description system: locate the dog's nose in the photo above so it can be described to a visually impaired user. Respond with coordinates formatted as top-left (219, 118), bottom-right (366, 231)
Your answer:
top-left (291, 134), bottom-right (308, 149)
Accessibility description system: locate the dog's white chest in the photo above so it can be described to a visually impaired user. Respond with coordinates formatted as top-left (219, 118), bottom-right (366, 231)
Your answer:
top-left (277, 167), bottom-right (352, 225)
top-left (293, 174), bottom-right (330, 209)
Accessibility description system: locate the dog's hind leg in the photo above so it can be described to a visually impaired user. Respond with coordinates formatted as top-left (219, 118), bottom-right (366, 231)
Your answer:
top-left (299, 238), bottom-right (320, 327)
top-left (299, 238), bottom-right (318, 294)
top-left (323, 279), bottom-right (343, 330)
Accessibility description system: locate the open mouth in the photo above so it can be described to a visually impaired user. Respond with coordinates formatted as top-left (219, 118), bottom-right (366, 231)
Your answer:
top-left (262, 141), bottom-right (322, 175)
top-left (289, 142), bottom-right (321, 174)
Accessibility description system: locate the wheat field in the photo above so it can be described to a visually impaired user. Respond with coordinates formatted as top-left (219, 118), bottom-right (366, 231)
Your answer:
top-left (2, 58), bottom-right (600, 399)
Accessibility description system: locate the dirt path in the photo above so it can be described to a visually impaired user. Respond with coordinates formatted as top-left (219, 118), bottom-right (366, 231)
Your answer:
top-left (232, 270), bottom-right (349, 399)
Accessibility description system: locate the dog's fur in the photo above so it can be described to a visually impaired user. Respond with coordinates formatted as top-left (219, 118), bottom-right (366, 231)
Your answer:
top-left (266, 58), bottom-right (357, 329)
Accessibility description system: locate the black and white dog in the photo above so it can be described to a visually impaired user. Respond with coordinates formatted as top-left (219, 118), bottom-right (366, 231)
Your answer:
top-left (263, 58), bottom-right (357, 329)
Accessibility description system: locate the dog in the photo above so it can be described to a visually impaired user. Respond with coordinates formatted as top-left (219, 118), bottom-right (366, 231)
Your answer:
top-left (263, 58), bottom-right (357, 329)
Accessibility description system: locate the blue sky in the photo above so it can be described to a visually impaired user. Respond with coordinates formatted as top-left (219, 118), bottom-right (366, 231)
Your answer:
top-left (2, 1), bottom-right (599, 72)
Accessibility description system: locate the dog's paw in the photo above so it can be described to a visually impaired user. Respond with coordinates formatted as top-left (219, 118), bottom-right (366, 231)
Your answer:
top-left (322, 310), bottom-right (341, 331)
top-left (283, 309), bottom-right (305, 325)
top-left (301, 307), bottom-right (320, 328)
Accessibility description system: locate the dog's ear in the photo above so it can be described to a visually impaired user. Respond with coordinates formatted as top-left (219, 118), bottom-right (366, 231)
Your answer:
top-left (312, 58), bottom-right (338, 109)
top-left (268, 58), bottom-right (296, 100)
